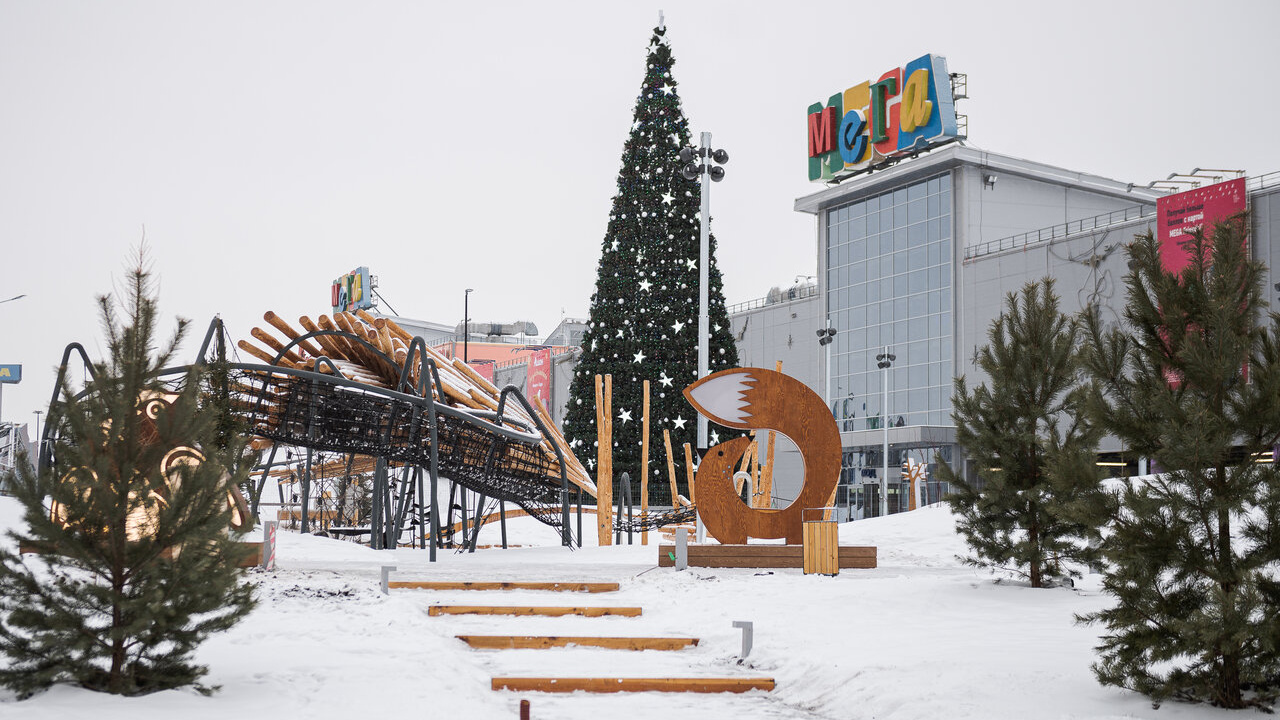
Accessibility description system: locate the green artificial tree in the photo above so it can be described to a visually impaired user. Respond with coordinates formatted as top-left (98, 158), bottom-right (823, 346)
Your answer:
top-left (0, 255), bottom-right (256, 698)
top-left (562, 22), bottom-right (739, 504)
top-left (938, 279), bottom-right (1102, 587)
top-left (1081, 216), bottom-right (1280, 709)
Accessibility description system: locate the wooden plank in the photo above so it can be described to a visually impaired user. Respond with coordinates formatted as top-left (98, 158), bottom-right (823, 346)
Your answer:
top-left (656, 544), bottom-right (877, 569)
top-left (390, 581), bottom-right (619, 593)
top-left (658, 544), bottom-right (876, 557)
top-left (595, 374), bottom-right (613, 546)
top-left (458, 635), bottom-right (698, 650)
top-left (427, 605), bottom-right (642, 617)
top-left (663, 429), bottom-right (679, 506)
top-left (491, 677), bottom-right (775, 693)
top-left (641, 379), bottom-right (650, 546)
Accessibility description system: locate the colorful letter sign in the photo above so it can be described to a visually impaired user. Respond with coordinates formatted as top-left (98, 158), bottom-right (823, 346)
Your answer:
top-left (331, 267), bottom-right (374, 314)
top-left (808, 54), bottom-right (960, 182)
top-left (0, 364), bottom-right (20, 383)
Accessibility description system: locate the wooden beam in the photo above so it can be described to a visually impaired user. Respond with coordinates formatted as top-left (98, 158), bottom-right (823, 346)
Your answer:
top-left (656, 543), bottom-right (877, 569)
top-left (491, 677), bottom-right (775, 693)
top-left (390, 581), bottom-right (619, 593)
top-left (458, 635), bottom-right (698, 650)
top-left (640, 379), bottom-right (650, 546)
top-left (595, 374), bottom-right (613, 546)
top-left (427, 605), bottom-right (641, 617)
top-left (663, 429), bottom-right (679, 506)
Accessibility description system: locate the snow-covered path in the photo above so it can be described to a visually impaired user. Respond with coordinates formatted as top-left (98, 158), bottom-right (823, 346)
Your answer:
top-left (0, 500), bottom-right (1248, 719)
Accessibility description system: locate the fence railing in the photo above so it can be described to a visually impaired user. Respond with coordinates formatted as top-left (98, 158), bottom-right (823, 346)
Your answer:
top-left (964, 204), bottom-right (1155, 261)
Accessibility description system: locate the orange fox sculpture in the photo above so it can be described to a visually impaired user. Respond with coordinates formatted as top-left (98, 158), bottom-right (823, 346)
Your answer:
top-left (683, 368), bottom-right (840, 544)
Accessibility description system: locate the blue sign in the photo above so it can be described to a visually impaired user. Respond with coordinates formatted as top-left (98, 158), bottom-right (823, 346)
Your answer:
top-left (0, 364), bottom-right (20, 383)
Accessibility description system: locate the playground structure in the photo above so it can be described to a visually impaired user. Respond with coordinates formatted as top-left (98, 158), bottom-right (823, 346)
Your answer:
top-left (39, 311), bottom-right (607, 556)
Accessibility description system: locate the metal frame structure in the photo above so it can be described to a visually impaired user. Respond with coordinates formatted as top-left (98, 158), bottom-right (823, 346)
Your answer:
top-left (39, 318), bottom-right (576, 559)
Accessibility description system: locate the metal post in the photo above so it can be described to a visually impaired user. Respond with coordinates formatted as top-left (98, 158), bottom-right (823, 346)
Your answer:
top-left (675, 527), bottom-right (688, 571)
top-left (732, 620), bottom-right (754, 657)
top-left (499, 501), bottom-right (508, 549)
top-left (463, 288), bottom-right (473, 363)
top-left (881, 347), bottom-right (889, 518)
top-left (301, 446), bottom-right (313, 534)
top-left (697, 131), bottom-right (711, 450)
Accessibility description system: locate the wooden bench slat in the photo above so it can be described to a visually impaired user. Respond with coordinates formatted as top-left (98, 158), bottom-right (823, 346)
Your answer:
top-left (656, 544), bottom-right (876, 569)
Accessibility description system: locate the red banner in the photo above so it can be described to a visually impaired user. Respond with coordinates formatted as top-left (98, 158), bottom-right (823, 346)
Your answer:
top-left (1157, 178), bottom-right (1247, 274)
top-left (527, 348), bottom-right (551, 406)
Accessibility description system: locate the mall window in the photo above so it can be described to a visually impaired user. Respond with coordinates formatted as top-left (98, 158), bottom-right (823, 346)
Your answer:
top-left (826, 172), bottom-right (952, 430)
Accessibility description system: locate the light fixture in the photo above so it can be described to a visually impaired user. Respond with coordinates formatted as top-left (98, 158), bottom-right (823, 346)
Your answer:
top-left (983, 174), bottom-right (997, 189)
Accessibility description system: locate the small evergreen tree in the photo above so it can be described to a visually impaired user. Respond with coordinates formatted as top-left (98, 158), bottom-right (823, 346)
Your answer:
top-left (0, 254), bottom-right (256, 698)
top-left (938, 279), bottom-right (1102, 587)
top-left (562, 22), bottom-right (739, 503)
top-left (1081, 216), bottom-right (1280, 709)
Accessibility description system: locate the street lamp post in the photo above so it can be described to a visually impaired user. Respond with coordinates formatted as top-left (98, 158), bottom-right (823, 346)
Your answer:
top-left (463, 288), bottom-right (473, 363)
top-left (679, 134), bottom-right (729, 450)
top-left (817, 326), bottom-right (837, 411)
top-left (876, 346), bottom-right (896, 518)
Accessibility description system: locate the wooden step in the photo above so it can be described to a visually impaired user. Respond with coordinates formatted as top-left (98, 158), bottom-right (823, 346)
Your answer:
top-left (458, 635), bottom-right (698, 650)
top-left (427, 605), bottom-right (642, 617)
top-left (658, 544), bottom-right (877, 569)
top-left (491, 677), bottom-right (775, 693)
top-left (390, 581), bottom-right (619, 593)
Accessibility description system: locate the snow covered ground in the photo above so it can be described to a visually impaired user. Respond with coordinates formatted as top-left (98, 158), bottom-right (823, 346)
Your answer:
top-left (0, 497), bottom-right (1246, 719)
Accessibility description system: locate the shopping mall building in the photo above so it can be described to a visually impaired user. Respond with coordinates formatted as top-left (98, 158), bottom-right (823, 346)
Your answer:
top-left (763, 53), bottom-right (1280, 518)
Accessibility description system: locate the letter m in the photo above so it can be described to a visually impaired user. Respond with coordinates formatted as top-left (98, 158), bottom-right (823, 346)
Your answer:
top-left (808, 106), bottom-right (838, 157)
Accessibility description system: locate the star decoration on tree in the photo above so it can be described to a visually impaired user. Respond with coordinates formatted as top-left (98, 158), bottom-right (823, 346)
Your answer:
top-left (618, 408), bottom-right (633, 424)
top-left (633, 350), bottom-right (647, 363)
top-left (661, 192), bottom-right (674, 205)
top-left (659, 371), bottom-right (673, 387)
top-left (639, 279), bottom-right (652, 292)
top-left (685, 258), bottom-right (697, 270)
top-left (673, 416), bottom-right (687, 430)
top-left (671, 320), bottom-right (685, 334)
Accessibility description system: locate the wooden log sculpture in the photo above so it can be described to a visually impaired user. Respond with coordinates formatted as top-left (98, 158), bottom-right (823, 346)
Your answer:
top-left (236, 311), bottom-right (595, 496)
top-left (682, 368), bottom-right (840, 544)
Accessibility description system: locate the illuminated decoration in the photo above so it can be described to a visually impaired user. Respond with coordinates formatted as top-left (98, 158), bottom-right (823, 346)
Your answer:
top-left (50, 391), bottom-right (250, 543)
top-left (330, 266), bottom-right (374, 314)
top-left (683, 368), bottom-right (840, 544)
top-left (807, 54), bottom-right (961, 182)
top-left (1157, 178), bottom-right (1248, 274)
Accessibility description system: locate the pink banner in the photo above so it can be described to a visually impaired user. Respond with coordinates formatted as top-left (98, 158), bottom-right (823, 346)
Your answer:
top-left (1157, 178), bottom-right (1247, 274)
top-left (527, 348), bottom-right (551, 406)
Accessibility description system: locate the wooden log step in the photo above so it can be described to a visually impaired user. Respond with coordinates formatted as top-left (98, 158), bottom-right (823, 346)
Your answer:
top-left (458, 635), bottom-right (699, 650)
top-left (657, 544), bottom-right (877, 569)
top-left (427, 605), bottom-right (642, 617)
top-left (491, 677), bottom-right (775, 693)
top-left (390, 581), bottom-right (619, 593)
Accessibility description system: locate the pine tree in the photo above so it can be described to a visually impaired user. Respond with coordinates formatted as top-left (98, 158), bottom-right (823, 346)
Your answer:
top-left (562, 22), bottom-right (739, 504)
top-left (0, 254), bottom-right (256, 698)
top-left (938, 279), bottom-right (1102, 587)
top-left (1080, 216), bottom-right (1280, 709)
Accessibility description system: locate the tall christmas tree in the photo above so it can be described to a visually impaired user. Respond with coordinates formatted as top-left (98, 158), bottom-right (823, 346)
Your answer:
top-left (562, 22), bottom-right (739, 505)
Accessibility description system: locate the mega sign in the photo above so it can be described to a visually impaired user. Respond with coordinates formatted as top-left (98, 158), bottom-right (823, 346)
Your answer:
top-left (331, 266), bottom-right (373, 314)
top-left (0, 364), bottom-right (20, 384)
top-left (807, 54), bottom-right (960, 182)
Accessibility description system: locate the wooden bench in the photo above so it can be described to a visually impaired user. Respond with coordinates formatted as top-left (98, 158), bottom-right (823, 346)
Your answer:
top-left (657, 543), bottom-right (876, 569)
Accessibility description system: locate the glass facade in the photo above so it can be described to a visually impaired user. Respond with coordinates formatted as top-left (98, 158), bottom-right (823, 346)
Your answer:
top-left (834, 444), bottom-right (953, 520)
top-left (825, 172), bottom-right (953, 430)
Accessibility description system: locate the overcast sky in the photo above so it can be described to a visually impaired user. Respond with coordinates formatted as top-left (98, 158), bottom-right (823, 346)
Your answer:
top-left (3, 0), bottom-right (1279, 427)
